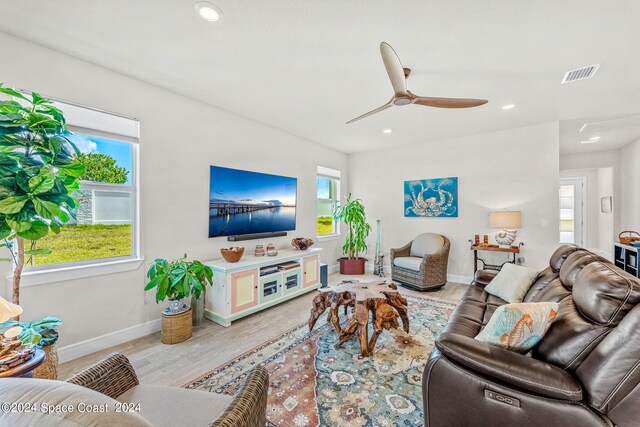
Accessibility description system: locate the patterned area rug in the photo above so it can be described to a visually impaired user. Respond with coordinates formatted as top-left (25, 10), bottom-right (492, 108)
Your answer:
top-left (185, 296), bottom-right (454, 427)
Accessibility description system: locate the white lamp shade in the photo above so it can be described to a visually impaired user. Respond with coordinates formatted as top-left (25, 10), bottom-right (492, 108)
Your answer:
top-left (0, 296), bottom-right (22, 322)
top-left (489, 211), bottom-right (522, 229)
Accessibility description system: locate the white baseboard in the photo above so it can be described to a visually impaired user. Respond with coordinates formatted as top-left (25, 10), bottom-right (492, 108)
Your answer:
top-left (328, 263), bottom-right (340, 274)
top-left (446, 274), bottom-right (473, 284)
top-left (58, 318), bottom-right (161, 363)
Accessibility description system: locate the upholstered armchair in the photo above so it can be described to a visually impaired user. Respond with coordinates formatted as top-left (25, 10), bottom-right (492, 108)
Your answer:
top-left (0, 353), bottom-right (269, 427)
top-left (69, 353), bottom-right (268, 427)
top-left (390, 233), bottom-right (450, 291)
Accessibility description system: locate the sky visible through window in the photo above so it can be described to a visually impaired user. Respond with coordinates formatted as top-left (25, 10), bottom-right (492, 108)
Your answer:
top-left (317, 177), bottom-right (331, 199)
top-left (66, 133), bottom-right (133, 184)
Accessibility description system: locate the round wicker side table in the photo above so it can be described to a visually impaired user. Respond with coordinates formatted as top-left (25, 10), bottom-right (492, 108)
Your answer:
top-left (34, 342), bottom-right (59, 379)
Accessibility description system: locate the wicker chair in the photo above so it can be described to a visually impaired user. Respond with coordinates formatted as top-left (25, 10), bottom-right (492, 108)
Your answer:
top-left (66, 353), bottom-right (269, 427)
top-left (390, 233), bottom-right (450, 291)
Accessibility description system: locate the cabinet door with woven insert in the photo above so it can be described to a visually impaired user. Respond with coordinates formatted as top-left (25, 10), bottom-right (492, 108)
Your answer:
top-left (303, 255), bottom-right (320, 288)
top-left (231, 269), bottom-right (259, 313)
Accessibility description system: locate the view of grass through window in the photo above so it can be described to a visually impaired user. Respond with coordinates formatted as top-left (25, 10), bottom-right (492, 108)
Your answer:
top-left (317, 216), bottom-right (333, 235)
top-left (317, 175), bottom-right (339, 236)
top-left (31, 225), bottom-right (132, 265)
top-left (30, 133), bottom-right (134, 266)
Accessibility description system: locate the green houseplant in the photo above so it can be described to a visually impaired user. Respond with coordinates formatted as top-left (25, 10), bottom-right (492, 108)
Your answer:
top-left (333, 193), bottom-right (372, 275)
top-left (145, 255), bottom-right (213, 333)
top-left (0, 316), bottom-right (61, 346)
top-left (0, 316), bottom-right (62, 379)
top-left (0, 84), bottom-right (84, 312)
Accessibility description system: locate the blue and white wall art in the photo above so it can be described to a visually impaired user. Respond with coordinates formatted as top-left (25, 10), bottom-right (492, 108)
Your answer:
top-left (404, 177), bottom-right (458, 217)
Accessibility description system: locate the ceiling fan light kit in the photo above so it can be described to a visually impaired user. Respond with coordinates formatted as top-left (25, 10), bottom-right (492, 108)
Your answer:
top-left (347, 42), bottom-right (488, 124)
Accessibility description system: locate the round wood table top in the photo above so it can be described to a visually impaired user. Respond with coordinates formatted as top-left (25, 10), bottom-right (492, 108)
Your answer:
top-left (0, 348), bottom-right (45, 378)
top-left (318, 279), bottom-right (399, 301)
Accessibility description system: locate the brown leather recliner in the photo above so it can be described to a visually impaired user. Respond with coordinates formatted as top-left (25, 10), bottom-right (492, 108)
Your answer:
top-left (423, 245), bottom-right (640, 427)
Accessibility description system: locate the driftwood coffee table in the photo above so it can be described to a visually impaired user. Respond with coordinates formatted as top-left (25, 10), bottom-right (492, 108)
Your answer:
top-left (308, 279), bottom-right (409, 357)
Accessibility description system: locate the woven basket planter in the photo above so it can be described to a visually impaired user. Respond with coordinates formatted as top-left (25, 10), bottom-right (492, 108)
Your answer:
top-left (34, 342), bottom-right (59, 380)
top-left (161, 309), bottom-right (192, 344)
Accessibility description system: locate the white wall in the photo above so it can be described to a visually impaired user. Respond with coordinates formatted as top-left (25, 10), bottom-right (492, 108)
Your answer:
top-left (0, 32), bottom-right (348, 358)
top-left (620, 138), bottom-right (640, 232)
top-left (349, 122), bottom-right (560, 280)
top-left (597, 167), bottom-right (614, 254)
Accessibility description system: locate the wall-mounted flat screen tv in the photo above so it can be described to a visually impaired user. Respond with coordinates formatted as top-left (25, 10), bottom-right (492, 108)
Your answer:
top-left (209, 166), bottom-right (297, 238)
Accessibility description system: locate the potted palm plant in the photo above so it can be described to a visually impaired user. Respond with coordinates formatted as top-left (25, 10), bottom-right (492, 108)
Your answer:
top-left (333, 194), bottom-right (372, 275)
top-left (145, 255), bottom-right (213, 343)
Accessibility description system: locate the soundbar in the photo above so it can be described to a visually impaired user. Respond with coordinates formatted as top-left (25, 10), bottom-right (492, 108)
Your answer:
top-left (227, 231), bottom-right (288, 242)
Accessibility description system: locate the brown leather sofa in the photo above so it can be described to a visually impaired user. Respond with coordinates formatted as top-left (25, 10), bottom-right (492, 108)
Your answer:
top-left (423, 245), bottom-right (640, 427)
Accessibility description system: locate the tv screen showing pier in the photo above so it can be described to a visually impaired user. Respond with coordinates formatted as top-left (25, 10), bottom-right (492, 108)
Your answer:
top-left (209, 166), bottom-right (297, 238)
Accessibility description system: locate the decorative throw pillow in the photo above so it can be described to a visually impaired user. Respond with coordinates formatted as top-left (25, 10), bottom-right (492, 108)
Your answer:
top-left (484, 263), bottom-right (539, 303)
top-left (475, 302), bottom-right (560, 353)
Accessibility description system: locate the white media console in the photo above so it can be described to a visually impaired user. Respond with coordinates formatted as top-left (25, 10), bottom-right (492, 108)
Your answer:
top-left (204, 248), bottom-right (322, 326)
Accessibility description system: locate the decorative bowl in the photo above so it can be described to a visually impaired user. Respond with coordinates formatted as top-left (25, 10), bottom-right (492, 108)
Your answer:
top-left (220, 247), bottom-right (244, 263)
top-left (619, 231), bottom-right (640, 245)
top-left (291, 238), bottom-right (314, 251)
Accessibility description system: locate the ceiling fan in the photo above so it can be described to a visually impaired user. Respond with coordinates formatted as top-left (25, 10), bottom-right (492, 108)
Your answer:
top-left (346, 42), bottom-right (488, 124)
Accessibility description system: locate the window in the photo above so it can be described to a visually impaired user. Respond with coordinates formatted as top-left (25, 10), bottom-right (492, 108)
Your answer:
top-left (25, 99), bottom-right (140, 270)
top-left (317, 166), bottom-right (340, 238)
top-left (559, 178), bottom-right (584, 246)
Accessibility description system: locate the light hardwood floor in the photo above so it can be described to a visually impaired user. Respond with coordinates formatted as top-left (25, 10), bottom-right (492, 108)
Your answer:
top-left (58, 274), bottom-right (467, 385)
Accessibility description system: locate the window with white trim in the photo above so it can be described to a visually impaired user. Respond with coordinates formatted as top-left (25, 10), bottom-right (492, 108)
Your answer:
top-left (26, 99), bottom-right (140, 269)
top-left (317, 166), bottom-right (340, 238)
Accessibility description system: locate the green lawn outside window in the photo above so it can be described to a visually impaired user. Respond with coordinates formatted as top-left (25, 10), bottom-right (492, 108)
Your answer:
top-left (31, 224), bottom-right (132, 265)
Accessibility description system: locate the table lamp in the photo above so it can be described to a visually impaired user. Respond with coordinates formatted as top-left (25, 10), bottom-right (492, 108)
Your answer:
top-left (489, 211), bottom-right (521, 248)
top-left (0, 296), bottom-right (22, 323)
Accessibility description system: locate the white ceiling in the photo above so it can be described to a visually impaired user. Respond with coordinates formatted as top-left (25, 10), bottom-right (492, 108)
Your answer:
top-left (1, 0), bottom-right (640, 154)
top-left (560, 115), bottom-right (640, 154)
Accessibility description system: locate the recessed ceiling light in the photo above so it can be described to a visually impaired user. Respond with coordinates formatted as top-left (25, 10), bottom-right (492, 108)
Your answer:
top-left (589, 136), bottom-right (601, 141)
top-left (502, 104), bottom-right (516, 110)
top-left (195, 2), bottom-right (223, 22)
top-left (579, 139), bottom-right (598, 145)
top-left (382, 129), bottom-right (393, 134)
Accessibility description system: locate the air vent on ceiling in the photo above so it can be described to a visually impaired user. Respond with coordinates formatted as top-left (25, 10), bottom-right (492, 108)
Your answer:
top-left (561, 63), bottom-right (601, 84)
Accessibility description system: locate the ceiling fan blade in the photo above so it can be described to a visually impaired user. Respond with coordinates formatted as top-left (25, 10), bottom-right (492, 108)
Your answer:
top-left (346, 100), bottom-right (394, 124)
top-left (380, 42), bottom-right (407, 95)
top-left (413, 96), bottom-right (488, 108)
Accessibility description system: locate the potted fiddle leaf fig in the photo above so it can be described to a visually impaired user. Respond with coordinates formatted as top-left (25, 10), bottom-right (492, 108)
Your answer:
top-left (333, 193), bottom-right (372, 275)
top-left (0, 316), bottom-right (62, 379)
top-left (145, 255), bottom-right (213, 343)
top-left (0, 84), bottom-right (84, 314)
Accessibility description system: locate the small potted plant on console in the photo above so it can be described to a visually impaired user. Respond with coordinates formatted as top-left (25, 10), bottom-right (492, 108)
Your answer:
top-left (145, 254), bottom-right (213, 344)
top-left (333, 194), bottom-right (372, 275)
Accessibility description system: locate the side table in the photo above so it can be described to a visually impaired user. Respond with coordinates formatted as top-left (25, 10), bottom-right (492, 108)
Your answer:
top-left (0, 348), bottom-right (46, 378)
top-left (470, 244), bottom-right (522, 273)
